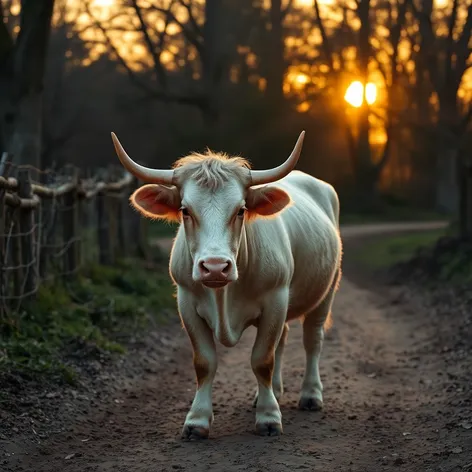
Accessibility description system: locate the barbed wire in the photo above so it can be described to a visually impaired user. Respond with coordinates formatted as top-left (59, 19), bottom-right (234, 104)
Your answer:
top-left (0, 158), bottom-right (144, 319)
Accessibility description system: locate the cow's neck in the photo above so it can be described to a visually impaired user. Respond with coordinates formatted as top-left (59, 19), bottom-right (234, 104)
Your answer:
top-left (212, 288), bottom-right (241, 347)
top-left (210, 227), bottom-right (251, 348)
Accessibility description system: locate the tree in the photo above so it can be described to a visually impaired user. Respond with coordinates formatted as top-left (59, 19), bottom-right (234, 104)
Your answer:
top-left (265, 0), bottom-right (293, 109)
top-left (412, 0), bottom-right (472, 225)
top-left (0, 0), bottom-right (55, 169)
top-left (82, 0), bottom-right (229, 126)
top-left (313, 0), bottom-right (410, 206)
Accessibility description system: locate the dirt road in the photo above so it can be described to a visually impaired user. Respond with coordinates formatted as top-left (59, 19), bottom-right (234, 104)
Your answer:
top-left (4, 221), bottom-right (471, 472)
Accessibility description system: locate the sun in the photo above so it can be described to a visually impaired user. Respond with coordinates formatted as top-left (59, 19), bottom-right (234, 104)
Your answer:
top-left (344, 81), bottom-right (377, 107)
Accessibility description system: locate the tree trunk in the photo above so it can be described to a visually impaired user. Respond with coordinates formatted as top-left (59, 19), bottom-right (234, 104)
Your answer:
top-left (8, 92), bottom-right (43, 170)
top-left (435, 134), bottom-right (459, 213)
top-left (435, 99), bottom-right (460, 213)
top-left (0, 0), bottom-right (55, 168)
top-left (202, 0), bottom-right (221, 127)
top-left (352, 0), bottom-right (379, 207)
top-left (266, 0), bottom-right (285, 109)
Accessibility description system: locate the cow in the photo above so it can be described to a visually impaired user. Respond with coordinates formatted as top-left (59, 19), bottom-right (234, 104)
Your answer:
top-left (111, 131), bottom-right (342, 439)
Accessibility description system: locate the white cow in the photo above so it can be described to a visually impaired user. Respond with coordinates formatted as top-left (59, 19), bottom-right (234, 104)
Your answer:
top-left (111, 131), bottom-right (342, 439)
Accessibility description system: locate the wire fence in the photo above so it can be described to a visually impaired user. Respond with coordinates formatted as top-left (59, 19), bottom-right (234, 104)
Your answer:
top-left (0, 152), bottom-right (150, 318)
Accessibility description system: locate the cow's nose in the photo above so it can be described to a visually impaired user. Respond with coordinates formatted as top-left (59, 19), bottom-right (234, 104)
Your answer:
top-left (198, 258), bottom-right (231, 279)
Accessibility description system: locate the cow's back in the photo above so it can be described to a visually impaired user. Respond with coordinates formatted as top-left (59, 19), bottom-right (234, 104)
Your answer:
top-left (247, 170), bottom-right (341, 318)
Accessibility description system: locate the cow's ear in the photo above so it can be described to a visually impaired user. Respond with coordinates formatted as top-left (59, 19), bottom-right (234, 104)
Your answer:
top-left (130, 184), bottom-right (180, 222)
top-left (246, 185), bottom-right (292, 220)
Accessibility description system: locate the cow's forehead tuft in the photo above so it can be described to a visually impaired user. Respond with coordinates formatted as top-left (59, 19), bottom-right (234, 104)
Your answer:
top-left (174, 152), bottom-right (251, 190)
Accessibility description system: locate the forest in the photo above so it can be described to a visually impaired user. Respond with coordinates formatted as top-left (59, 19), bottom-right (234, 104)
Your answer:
top-left (1, 0), bottom-right (470, 217)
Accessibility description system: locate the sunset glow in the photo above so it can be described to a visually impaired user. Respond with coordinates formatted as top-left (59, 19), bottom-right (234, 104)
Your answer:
top-left (344, 81), bottom-right (377, 107)
top-left (92, 0), bottom-right (115, 6)
top-left (295, 0), bottom-right (335, 6)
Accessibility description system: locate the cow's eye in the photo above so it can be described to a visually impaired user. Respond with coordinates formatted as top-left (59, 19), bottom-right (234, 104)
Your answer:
top-left (180, 207), bottom-right (190, 217)
top-left (237, 207), bottom-right (246, 218)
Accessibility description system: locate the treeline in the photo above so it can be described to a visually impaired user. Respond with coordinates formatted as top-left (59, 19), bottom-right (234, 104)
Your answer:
top-left (0, 0), bottom-right (471, 227)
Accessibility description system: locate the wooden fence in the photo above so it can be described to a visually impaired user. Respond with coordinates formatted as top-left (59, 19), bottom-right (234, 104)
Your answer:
top-left (0, 153), bottom-right (149, 315)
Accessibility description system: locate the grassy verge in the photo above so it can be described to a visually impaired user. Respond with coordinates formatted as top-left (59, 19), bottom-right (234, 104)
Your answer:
top-left (0, 258), bottom-right (175, 386)
top-left (352, 228), bottom-right (450, 270)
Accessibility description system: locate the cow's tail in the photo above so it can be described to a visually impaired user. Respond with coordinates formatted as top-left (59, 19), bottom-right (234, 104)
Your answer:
top-left (323, 267), bottom-right (341, 332)
top-left (323, 311), bottom-right (333, 331)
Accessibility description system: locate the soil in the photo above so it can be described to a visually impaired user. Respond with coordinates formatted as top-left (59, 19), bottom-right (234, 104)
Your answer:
top-left (2, 221), bottom-right (471, 472)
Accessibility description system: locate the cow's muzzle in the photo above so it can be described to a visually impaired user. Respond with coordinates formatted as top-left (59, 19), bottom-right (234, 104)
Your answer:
top-left (196, 257), bottom-right (236, 288)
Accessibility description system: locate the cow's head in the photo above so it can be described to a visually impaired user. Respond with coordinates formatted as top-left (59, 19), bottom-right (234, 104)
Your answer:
top-left (111, 131), bottom-right (305, 288)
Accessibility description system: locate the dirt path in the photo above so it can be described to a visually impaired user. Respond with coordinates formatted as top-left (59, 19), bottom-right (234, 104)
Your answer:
top-left (4, 221), bottom-right (471, 472)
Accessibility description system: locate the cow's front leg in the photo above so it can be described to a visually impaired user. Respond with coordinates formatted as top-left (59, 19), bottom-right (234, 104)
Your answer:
top-left (252, 290), bottom-right (288, 436)
top-left (179, 293), bottom-right (217, 440)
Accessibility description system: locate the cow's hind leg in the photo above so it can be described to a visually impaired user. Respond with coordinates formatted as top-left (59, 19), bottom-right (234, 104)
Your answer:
top-left (253, 323), bottom-right (289, 407)
top-left (299, 273), bottom-right (338, 411)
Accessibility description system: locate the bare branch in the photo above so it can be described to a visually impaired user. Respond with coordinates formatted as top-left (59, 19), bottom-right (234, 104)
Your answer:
top-left (445, 0), bottom-right (459, 86)
top-left (83, 0), bottom-right (158, 97)
top-left (454, 4), bottom-right (472, 80)
top-left (313, 0), bottom-right (334, 71)
top-left (82, 0), bottom-right (208, 110)
top-left (130, 0), bottom-right (168, 89)
top-left (410, 0), bottom-right (440, 92)
top-left (281, 0), bottom-right (294, 20)
top-left (0, 0), bottom-right (13, 61)
top-left (149, 4), bottom-right (204, 56)
top-left (178, 0), bottom-right (203, 39)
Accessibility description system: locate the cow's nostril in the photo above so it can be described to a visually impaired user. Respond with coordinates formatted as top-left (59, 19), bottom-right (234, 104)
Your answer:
top-left (199, 260), bottom-right (210, 275)
top-left (222, 261), bottom-right (231, 274)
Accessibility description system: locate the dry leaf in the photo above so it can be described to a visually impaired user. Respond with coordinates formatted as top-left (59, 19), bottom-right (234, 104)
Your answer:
top-left (65, 453), bottom-right (76, 460)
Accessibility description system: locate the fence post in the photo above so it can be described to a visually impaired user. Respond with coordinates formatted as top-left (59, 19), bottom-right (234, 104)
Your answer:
top-left (17, 168), bottom-right (36, 300)
top-left (127, 177), bottom-right (149, 260)
top-left (117, 190), bottom-right (129, 258)
top-left (0, 153), bottom-right (12, 316)
top-left (97, 188), bottom-right (111, 265)
top-left (63, 170), bottom-right (80, 277)
top-left (11, 211), bottom-right (22, 304)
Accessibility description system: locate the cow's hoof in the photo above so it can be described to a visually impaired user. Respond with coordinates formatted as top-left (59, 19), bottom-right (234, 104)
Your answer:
top-left (181, 424), bottom-right (210, 440)
top-left (255, 422), bottom-right (283, 436)
top-left (298, 396), bottom-right (323, 411)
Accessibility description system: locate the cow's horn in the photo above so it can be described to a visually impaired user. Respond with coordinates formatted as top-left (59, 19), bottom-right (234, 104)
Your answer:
top-left (111, 132), bottom-right (174, 184)
top-left (249, 131), bottom-right (305, 186)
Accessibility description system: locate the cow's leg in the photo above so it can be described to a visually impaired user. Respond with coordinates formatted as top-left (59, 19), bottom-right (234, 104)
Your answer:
top-left (253, 323), bottom-right (289, 407)
top-left (299, 273), bottom-right (338, 411)
top-left (251, 289), bottom-right (288, 436)
top-left (178, 292), bottom-right (217, 440)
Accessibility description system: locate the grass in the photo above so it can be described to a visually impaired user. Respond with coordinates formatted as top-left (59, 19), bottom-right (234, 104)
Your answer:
top-left (0, 258), bottom-right (175, 385)
top-left (353, 228), bottom-right (451, 269)
top-left (148, 220), bottom-right (179, 239)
